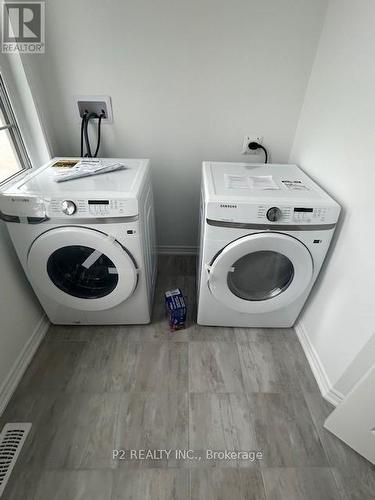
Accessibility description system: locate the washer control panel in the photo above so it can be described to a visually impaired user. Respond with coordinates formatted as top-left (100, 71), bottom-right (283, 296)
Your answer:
top-left (87, 199), bottom-right (126, 216)
top-left (49, 198), bottom-right (131, 217)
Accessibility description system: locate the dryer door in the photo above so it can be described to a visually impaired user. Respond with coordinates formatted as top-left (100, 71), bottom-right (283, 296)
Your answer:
top-left (207, 232), bottom-right (313, 313)
top-left (27, 226), bottom-right (138, 311)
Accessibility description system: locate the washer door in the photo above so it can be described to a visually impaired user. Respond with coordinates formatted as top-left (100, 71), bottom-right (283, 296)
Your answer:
top-left (208, 233), bottom-right (313, 313)
top-left (27, 227), bottom-right (138, 311)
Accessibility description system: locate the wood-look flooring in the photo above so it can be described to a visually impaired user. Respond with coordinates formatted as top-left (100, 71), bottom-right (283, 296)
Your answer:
top-left (0, 256), bottom-right (374, 499)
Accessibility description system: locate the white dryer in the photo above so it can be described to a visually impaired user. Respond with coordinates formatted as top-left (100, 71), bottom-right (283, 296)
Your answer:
top-left (0, 158), bottom-right (156, 325)
top-left (197, 162), bottom-right (340, 328)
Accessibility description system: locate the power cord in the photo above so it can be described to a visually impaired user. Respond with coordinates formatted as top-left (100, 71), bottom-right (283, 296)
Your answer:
top-left (81, 110), bottom-right (106, 158)
top-left (248, 142), bottom-right (268, 163)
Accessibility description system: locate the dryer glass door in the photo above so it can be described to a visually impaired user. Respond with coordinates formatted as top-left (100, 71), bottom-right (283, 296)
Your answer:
top-left (227, 250), bottom-right (295, 301)
top-left (28, 226), bottom-right (138, 311)
top-left (208, 232), bottom-right (313, 313)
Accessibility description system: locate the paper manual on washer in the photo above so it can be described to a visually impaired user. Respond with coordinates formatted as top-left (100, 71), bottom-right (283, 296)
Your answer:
top-left (224, 174), bottom-right (279, 190)
top-left (53, 159), bottom-right (126, 182)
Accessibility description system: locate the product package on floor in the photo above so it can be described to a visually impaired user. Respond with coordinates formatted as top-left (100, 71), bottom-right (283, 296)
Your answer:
top-left (165, 288), bottom-right (187, 330)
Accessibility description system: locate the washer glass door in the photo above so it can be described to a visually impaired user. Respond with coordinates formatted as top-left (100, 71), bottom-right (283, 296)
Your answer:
top-left (47, 245), bottom-right (119, 299)
top-left (28, 226), bottom-right (138, 311)
top-left (208, 232), bottom-right (313, 313)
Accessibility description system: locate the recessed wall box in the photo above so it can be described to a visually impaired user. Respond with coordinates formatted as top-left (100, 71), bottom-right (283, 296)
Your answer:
top-left (74, 95), bottom-right (113, 123)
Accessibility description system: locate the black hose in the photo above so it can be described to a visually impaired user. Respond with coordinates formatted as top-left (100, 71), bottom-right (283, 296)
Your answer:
top-left (80, 111), bottom-right (88, 157)
top-left (83, 112), bottom-right (98, 157)
top-left (93, 112), bottom-right (105, 157)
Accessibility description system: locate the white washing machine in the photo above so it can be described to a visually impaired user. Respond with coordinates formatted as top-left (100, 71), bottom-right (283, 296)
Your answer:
top-left (0, 158), bottom-right (157, 325)
top-left (197, 162), bottom-right (341, 328)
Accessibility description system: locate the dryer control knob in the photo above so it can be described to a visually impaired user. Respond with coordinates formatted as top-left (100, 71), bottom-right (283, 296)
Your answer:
top-left (266, 206), bottom-right (282, 222)
top-left (61, 200), bottom-right (77, 215)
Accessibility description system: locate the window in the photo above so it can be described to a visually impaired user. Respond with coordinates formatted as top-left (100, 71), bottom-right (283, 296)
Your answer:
top-left (0, 74), bottom-right (31, 184)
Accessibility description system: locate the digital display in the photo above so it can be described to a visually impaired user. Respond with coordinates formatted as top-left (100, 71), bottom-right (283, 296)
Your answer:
top-left (88, 200), bottom-right (110, 205)
top-left (294, 207), bottom-right (313, 213)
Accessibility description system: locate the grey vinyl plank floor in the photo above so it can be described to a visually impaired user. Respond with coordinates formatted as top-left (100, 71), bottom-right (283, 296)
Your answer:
top-left (116, 392), bottom-right (189, 453)
top-left (112, 469), bottom-right (189, 500)
top-left (0, 255), bottom-right (374, 500)
top-left (261, 467), bottom-right (342, 500)
top-left (190, 468), bottom-right (266, 500)
top-left (249, 392), bottom-right (329, 467)
top-left (189, 341), bottom-right (244, 392)
top-left (34, 469), bottom-right (114, 500)
top-left (44, 392), bottom-right (120, 469)
top-left (66, 338), bottom-right (188, 393)
top-left (237, 333), bottom-right (301, 393)
top-left (189, 393), bottom-right (257, 453)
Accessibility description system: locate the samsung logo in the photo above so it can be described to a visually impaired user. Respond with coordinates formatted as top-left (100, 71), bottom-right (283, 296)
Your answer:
top-left (11, 198), bottom-right (29, 203)
top-left (220, 204), bottom-right (237, 209)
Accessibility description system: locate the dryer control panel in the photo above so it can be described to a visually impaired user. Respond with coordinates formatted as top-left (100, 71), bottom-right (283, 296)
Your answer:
top-left (257, 205), bottom-right (328, 223)
top-left (206, 201), bottom-right (338, 225)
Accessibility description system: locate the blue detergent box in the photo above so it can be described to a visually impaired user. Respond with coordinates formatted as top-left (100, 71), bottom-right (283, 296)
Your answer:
top-left (165, 288), bottom-right (187, 331)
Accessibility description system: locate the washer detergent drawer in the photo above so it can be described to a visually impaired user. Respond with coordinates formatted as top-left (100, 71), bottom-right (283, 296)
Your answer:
top-left (27, 226), bottom-right (138, 311)
top-left (207, 232), bottom-right (313, 314)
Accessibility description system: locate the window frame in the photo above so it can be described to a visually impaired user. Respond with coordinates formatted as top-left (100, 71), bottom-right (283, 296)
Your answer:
top-left (0, 73), bottom-right (32, 186)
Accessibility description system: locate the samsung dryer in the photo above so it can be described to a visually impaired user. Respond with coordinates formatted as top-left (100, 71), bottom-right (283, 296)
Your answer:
top-left (0, 158), bottom-right (157, 325)
top-left (197, 162), bottom-right (340, 328)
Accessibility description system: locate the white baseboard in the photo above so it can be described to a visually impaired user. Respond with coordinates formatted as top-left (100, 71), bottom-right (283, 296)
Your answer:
top-left (158, 245), bottom-right (198, 256)
top-left (0, 314), bottom-right (50, 416)
top-left (295, 320), bottom-right (344, 407)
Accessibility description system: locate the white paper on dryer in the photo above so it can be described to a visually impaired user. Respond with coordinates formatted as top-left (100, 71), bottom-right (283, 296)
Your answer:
top-left (224, 174), bottom-right (279, 190)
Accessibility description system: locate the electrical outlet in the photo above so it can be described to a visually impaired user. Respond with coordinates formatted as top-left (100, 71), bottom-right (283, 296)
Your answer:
top-left (242, 135), bottom-right (264, 154)
top-left (74, 95), bottom-right (113, 123)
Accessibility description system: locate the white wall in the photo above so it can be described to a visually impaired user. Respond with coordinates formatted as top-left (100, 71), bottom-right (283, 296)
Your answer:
top-left (0, 54), bottom-right (50, 414)
top-left (290, 0), bottom-right (375, 399)
top-left (22, 0), bottom-right (328, 251)
top-left (0, 224), bottom-right (46, 404)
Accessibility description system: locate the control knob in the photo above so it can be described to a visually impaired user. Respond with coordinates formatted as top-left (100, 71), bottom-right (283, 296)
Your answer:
top-left (61, 200), bottom-right (77, 216)
top-left (266, 206), bottom-right (282, 222)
